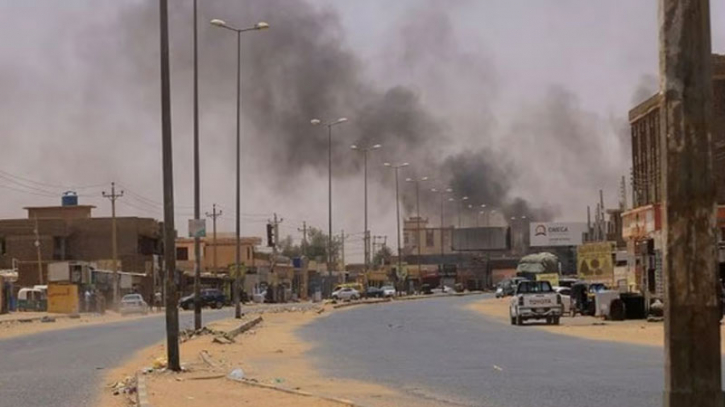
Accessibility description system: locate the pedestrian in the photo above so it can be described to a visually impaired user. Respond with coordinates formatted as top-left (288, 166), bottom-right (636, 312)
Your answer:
top-left (154, 291), bottom-right (162, 311)
top-left (84, 289), bottom-right (91, 313)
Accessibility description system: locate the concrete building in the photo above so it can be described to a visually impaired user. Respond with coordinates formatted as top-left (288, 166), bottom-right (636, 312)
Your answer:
top-left (0, 202), bottom-right (161, 288)
top-left (622, 54), bottom-right (725, 305)
top-left (175, 234), bottom-right (262, 275)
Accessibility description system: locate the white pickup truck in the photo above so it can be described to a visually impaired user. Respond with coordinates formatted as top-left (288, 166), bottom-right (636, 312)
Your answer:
top-left (509, 280), bottom-right (562, 326)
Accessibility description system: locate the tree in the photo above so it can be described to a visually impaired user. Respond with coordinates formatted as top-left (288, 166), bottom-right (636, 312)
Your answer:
top-left (373, 245), bottom-right (393, 267)
top-left (278, 228), bottom-right (341, 264)
top-left (279, 235), bottom-right (301, 258)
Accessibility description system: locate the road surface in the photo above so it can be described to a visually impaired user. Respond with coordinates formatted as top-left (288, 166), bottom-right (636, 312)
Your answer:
top-left (300, 295), bottom-right (680, 407)
top-left (0, 309), bottom-right (233, 407)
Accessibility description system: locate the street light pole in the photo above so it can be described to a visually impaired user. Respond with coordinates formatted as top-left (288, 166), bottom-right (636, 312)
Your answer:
top-left (351, 143), bottom-right (381, 275)
top-left (311, 117), bottom-right (348, 280)
top-left (192, 0), bottom-right (202, 331)
top-left (210, 18), bottom-right (269, 319)
top-left (431, 187), bottom-right (452, 285)
top-left (385, 162), bottom-right (409, 293)
top-left (406, 176), bottom-right (428, 287)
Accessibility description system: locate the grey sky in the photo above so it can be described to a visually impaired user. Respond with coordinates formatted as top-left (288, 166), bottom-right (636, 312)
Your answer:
top-left (0, 1), bottom-right (723, 262)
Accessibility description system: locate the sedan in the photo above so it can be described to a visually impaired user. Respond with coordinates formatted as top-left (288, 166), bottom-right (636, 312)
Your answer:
top-left (381, 285), bottom-right (396, 298)
top-left (120, 294), bottom-right (149, 315)
top-left (365, 286), bottom-right (384, 298)
top-left (553, 286), bottom-right (572, 316)
top-left (331, 287), bottom-right (360, 301)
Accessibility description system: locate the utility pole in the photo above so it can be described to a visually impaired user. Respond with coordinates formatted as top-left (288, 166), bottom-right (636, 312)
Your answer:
top-left (102, 182), bottom-right (124, 307)
top-left (206, 204), bottom-right (222, 273)
top-left (33, 216), bottom-right (43, 285)
top-left (660, 1), bottom-right (721, 406)
top-left (159, 0), bottom-right (180, 372)
top-left (298, 221), bottom-right (308, 257)
top-left (340, 229), bottom-right (346, 282)
top-left (191, 0), bottom-right (202, 331)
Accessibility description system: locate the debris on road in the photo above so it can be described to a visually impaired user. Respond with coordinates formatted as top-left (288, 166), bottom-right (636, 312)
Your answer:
top-left (227, 368), bottom-right (245, 381)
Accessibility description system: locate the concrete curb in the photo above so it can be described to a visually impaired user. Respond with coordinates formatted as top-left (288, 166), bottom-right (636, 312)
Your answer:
top-left (135, 372), bottom-right (152, 407)
top-left (237, 378), bottom-right (361, 406)
top-left (332, 298), bottom-right (391, 309)
top-left (225, 316), bottom-right (263, 338)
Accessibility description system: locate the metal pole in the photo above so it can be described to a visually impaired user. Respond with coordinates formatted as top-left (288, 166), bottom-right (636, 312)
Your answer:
top-left (415, 181), bottom-right (421, 285)
top-left (159, 0), bottom-right (180, 372)
top-left (395, 167), bottom-right (402, 293)
top-left (234, 30), bottom-right (242, 319)
top-left (364, 149), bottom-right (369, 275)
top-left (111, 184), bottom-right (118, 306)
top-left (192, 0), bottom-right (202, 331)
top-left (660, 1), bottom-right (721, 405)
top-left (439, 192), bottom-right (444, 280)
top-left (328, 124), bottom-right (333, 278)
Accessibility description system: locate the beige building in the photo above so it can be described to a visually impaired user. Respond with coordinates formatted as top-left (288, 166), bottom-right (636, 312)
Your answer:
top-left (403, 217), bottom-right (454, 256)
top-left (175, 234), bottom-right (262, 274)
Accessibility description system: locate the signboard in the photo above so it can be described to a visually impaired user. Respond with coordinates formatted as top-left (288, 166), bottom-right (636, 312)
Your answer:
top-left (577, 242), bottom-right (615, 283)
top-left (530, 222), bottom-right (587, 247)
top-left (228, 263), bottom-right (247, 279)
top-left (188, 219), bottom-right (207, 238)
top-left (535, 273), bottom-right (560, 287)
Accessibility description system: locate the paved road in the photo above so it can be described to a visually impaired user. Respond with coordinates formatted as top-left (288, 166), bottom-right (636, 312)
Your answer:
top-left (0, 309), bottom-right (234, 407)
top-left (299, 295), bottom-right (695, 407)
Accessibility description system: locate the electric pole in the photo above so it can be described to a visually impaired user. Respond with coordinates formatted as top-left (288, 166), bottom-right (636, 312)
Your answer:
top-left (33, 216), bottom-right (43, 285)
top-left (298, 221), bottom-right (308, 257)
top-left (660, 1), bottom-right (721, 406)
top-left (159, 0), bottom-right (180, 372)
top-left (340, 229), bottom-right (346, 282)
top-left (206, 204), bottom-right (222, 273)
top-left (102, 182), bottom-right (124, 307)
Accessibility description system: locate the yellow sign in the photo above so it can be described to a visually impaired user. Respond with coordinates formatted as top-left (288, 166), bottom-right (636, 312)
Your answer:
top-left (48, 283), bottom-right (79, 314)
top-left (536, 273), bottom-right (560, 287)
top-left (577, 242), bottom-right (615, 283)
top-left (228, 263), bottom-right (247, 279)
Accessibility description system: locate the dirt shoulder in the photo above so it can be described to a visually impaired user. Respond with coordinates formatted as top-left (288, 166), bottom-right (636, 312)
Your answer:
top-left (0, 310), bottom-right (156, 340)
top-left (98, 303), bottom-right (436, 407)
top-left (467, 297), bottom-right (725, 352)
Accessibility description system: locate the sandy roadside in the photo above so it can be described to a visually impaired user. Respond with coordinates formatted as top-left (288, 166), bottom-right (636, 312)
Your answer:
top-left (467, 297), bottom-right (725, 352)
top-left (0, 311), bottom-right (157, 340)
top-left (97, 303), bottom-right (440, 407)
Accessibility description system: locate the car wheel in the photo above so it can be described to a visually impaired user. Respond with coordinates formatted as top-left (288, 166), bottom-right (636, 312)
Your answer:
top-left (516, 315), bottom-right (523, 326)
top-left (553, 317), bottom-right (560, 325)
top-left (510, 316), bottom-right (515, 325)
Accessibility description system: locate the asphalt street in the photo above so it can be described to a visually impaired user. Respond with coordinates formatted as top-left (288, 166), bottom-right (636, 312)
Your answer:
top-left (299, 295), bottom-right (694, 407)
top-left (0, 308), bottom-right (233, 407)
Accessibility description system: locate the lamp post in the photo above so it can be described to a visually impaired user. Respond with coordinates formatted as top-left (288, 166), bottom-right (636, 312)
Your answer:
top-left (430, 187), bottom-right (452, 287)
top-left (384, 162), bottom-right (409, 293)
top-left (210, 18), bottom-right (269, 319)
top-left (406, 176), bottom-right (428, 286)
top-left (311, 117), bottom-right (348, 280)
top-left (351, 143), bottom-right (381, 276)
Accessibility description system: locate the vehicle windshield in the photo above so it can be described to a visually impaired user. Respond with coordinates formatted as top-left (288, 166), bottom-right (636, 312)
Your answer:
top-left (517, 281), bottom-right (553, 294)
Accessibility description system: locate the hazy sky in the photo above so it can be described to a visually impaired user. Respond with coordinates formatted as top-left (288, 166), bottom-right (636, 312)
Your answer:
top-left (0, 1), bottom-right (723, 262)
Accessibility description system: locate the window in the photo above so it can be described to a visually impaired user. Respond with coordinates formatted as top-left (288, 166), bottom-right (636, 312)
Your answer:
top-left (176, 247), bottom-right (189, 261)
top-left (53, 236), bottom-right (66, 260)
top-left (426, 230), bottom-right (434, 247)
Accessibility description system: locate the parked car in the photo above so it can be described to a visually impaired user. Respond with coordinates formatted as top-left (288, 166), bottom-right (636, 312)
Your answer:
top-left (365, 286), bottom-right (384, 298)
top-left (553, 286), bottom-right (572, 315)
top-left (120, 293), bottom-right (148, 315)
top-left (381, 285), bottom-right (396, 298)
top-left (499, 277), bottom-right (528, 297)
top-left (509, 280), bottom-right (562, 326)
top-left (332, 287), bottom-right (360, 301)
top-left (495, 286), bottom-right (505, 298)
top-left (179, 289), bottom-right (227, 310)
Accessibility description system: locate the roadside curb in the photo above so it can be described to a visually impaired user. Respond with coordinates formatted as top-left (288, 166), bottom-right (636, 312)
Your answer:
top-left (332, 298), bottom-right (391, 309)
top-left (225, 316), bottom-right (263, 338)
top-left (135, 372), bottom-right (152, 407)
top-left (237, 378), bottom-right (361, 406)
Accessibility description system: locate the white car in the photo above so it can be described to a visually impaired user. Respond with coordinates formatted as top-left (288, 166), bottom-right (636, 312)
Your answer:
top-left (553, 286), bottom-right (572, 316)
top-left (120, 294), bottom-right (149, 315)
top-left (509, 280), bottom-right (562, 325)
top-left (331, 287), bottom-right (360, 301)
top-left (380, 285), bottom-right (396, 298)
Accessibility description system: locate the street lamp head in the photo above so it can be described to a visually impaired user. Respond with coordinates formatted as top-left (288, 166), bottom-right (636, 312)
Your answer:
top-left (310, 118), bottom-right (321, 125)
top-left (255, 21), bottom-right (270, 30)
top-left (210, 19), bottom-right (227, 27)
top-left (421, 176), bottom-right (429, 181)
top-left (405, 178), bottom-right (413, 182)
top-left (372, 144), bottom-right (382, 149)
top-left (521, 215), bottom-right (527, 219)
top-left (481, 204), bottom-right (487, 208)
top-left (448, 198), bottom-right (454, 202)
top-left (462, 196), bottom-right (469, 201)
top-left (384, 162), bottom-right (391, 167)
top-left (350, 144), bottom-right (358, 150)
top-left (335, 117), bottom-right (348, 124)
top-left (401, 163), bottom-right (409, 167)
top-left (431, 188), bottom-right (438, 192)
top-left (446, 188), bottom-right (453, 192)
top-left (468, 204), bottom-right (473, 208)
